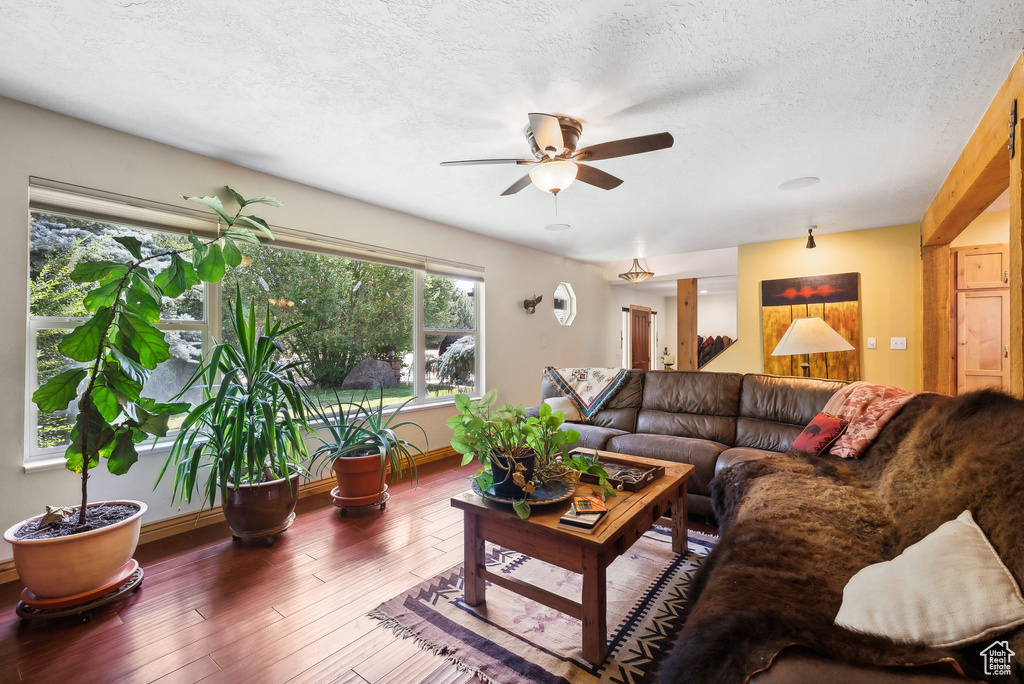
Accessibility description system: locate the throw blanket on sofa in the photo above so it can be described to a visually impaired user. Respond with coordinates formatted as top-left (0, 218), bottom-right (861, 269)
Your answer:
top-left (543, 366), bottom-right (629, 422)
top-left (822, 381), bottom-right (916, 459)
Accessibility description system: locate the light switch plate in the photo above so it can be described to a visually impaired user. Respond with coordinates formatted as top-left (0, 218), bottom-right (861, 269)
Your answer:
top-left (890, 337), bottom-right (907, 350)
top-left (867, 337), bottom-right (876, 349)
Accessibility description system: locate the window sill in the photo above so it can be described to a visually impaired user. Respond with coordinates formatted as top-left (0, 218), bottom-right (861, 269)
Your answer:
top-left (23, 397), bottom-right (473, 474)
top-left (24, 441), bottom-right (175, 474)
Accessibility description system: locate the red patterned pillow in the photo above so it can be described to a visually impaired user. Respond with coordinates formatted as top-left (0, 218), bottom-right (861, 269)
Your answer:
top-left (793, 413), bottom-right (848, 455)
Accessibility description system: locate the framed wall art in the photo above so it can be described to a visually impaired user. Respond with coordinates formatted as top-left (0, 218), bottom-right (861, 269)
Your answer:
top-left (760, 272), bottom-right (861, 380)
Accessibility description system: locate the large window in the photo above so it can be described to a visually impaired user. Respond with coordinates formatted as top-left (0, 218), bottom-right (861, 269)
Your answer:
top-left (28, 212), bottom-right (208, 460)
top-left (26, 190), bottom-right (483, 466)
top-left (423, 275), bottom-right (478, 398)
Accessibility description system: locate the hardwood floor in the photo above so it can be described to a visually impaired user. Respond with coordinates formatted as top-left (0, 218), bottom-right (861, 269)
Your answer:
top-left (0, 457), bottom-right (717, 683)
top-left (0, 457), bottom-right (482, 684)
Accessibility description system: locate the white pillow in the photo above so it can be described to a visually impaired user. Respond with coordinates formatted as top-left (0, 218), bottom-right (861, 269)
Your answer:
top-left (543, 396), bottom-right (582, 422)
top-left (835, 510), bottom-right (1024, 648)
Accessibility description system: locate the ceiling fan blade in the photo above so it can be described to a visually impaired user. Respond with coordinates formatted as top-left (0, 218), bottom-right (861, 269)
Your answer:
top-left (575, 164), bottom-right (624, 190)
top-left (528, 113), bottom-right (564, 158)
top-left (500, 173), bottom-right (534, 196)
top-left (440, 158), bottom-right (534, 166)
top-left (572, 132), bottom-right (674, 162)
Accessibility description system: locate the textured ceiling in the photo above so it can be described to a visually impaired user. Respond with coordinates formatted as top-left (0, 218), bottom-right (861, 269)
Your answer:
top-left (1, 1), bottom-right (1022, 266)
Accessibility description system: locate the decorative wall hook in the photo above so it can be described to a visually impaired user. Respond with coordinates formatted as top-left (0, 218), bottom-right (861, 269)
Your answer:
top-left (523, 295), bottom-right (543, 314)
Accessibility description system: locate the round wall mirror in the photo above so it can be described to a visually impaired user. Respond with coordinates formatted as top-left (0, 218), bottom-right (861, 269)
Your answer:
top-left (553, 282), bottom-right (576, 326)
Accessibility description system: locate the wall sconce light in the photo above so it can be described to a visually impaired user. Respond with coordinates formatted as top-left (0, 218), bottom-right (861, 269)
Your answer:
top-left (806, 226), bottom-right (817, 249)
top-left (523, 295), bottom-right (543, 314)
top-left (618, 258), bottom-right (654, 283)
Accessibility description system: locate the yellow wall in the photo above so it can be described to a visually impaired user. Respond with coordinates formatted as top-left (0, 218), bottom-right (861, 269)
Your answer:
top-left (951, 209), bottom-right (1009, 247)
top-left (705, 224), bottom-right (923, 391)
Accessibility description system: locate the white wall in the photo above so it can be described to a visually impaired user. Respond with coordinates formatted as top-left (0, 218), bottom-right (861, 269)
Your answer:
top-left (0, 96), bottom-right (628, 560)
top-left (697, 293), bottom-right (738, 339)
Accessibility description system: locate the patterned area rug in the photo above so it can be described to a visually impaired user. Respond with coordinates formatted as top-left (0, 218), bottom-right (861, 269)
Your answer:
top-left (370, 527), bottom-right (716, 684)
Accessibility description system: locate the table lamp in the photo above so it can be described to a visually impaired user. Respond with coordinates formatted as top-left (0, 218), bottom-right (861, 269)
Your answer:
top-left (770, 316), bottom-right (854, 377)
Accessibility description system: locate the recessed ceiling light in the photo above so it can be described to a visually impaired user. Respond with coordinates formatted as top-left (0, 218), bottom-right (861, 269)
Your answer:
top-left (544, 223), bottom-right (570, 231)
top-left (778, 177), bottom-right (820, 191)
top-left (699, 290), bottom-right (708, 294)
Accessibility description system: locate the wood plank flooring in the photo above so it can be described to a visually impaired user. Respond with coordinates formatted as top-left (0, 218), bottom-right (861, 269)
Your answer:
top-left (0, 457), bottom-right (481, 684)
top-left (0, 456), bottom-right (716, 683)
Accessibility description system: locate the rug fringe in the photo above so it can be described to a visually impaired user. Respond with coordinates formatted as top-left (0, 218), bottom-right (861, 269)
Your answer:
top-left (367, 609), bottom-right (502, 684)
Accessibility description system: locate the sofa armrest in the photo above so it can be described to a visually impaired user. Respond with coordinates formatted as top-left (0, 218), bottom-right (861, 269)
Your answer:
top-left (715, 446), bottom-right (779, 475)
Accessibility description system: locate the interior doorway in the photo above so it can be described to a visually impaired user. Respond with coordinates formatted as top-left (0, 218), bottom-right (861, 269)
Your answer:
top-left (629, 305), bottom-right (652, 371)
top-left (953, 243), bottom-right (1011, 392)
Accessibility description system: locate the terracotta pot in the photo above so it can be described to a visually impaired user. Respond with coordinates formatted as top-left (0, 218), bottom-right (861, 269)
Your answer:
top-left (222, 474), bottom-right (300, 541)
top-left (332, 450), bottom-right (386, 505)
top-left (490, 452), bottom-right (536, 498)
top-left (3, 500), bottom-right (146, 599)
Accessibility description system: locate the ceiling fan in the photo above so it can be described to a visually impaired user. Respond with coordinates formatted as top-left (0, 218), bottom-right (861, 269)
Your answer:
top-left (440, 113), bottom-right (674, 196)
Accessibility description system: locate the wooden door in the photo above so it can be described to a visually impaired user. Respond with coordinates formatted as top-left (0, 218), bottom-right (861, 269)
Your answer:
top-left (957, 289), bottom-right (1010, 392)
top-left (956, 244), bottom-right (1009, 290)
top-left (629, 306), bottom-right (651, 371)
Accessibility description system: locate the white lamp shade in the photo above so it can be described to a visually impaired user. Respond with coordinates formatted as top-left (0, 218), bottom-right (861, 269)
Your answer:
top-left (771, 317), bottom-right (855, 356)
top-left (529, 161), bottom-right (578, 194)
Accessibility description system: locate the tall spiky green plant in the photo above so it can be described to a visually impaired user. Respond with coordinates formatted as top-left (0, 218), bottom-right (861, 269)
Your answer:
top-left (157, 286), bottom-right (311, 507)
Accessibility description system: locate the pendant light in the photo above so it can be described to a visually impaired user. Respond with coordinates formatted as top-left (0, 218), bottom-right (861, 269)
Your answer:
top-left (618, 258), bottom-right (654, 283)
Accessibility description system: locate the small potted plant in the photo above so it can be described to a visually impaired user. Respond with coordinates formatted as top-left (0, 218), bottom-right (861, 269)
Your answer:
top-left (157, 287), bottom-right (311, 542)
top-left (448, 390), bottom-right (610, 518)
top-left (6, 187), bottom-right (277, 599)
top-left (308, 391), bottom-right (427, 509)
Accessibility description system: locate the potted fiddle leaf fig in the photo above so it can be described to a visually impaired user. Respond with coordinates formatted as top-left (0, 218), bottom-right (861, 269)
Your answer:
top-left (157, 288), bottom-right (312, 542)
top-left (5, 187), bottom-right (279, 599)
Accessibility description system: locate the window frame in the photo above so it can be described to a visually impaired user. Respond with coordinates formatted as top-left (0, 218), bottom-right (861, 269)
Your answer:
top-left (25, 181), bottom-right (485, 470)
top-left (418, 275), bottom-right (481, 402)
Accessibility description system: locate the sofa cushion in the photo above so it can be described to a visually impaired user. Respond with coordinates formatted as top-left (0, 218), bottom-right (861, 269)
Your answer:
top-left (835, 510), bottom-right (1024, 649)
top-left (606, 433), bottom-right (728, 496)
top-left (637, 370), bottom-right (742, 445)
top-left (735, 374), bottom-right (847, 452)
top-left (792, 413), bottom-right (848, 455)
top-left (543, 396), bottom-right (581, 422)
top-left (567, 423), bottom-right (628, 451)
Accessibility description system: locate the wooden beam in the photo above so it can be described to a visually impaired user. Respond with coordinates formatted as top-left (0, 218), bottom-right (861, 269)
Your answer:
top-left (1011, 107), bottom-right (1024, 396)
top-left (922, 245), bottom-right (953, 394)
top-left (676, 278), bottom-right (698, 370)
top-left (922, 53), bottom-right (1023, 246)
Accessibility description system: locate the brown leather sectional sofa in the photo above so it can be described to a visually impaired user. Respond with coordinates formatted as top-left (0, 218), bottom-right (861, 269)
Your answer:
top-left (539, 369), bottom-right (846, 518)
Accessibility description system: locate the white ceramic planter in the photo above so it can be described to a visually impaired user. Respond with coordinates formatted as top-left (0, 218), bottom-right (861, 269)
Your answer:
top-left (3, 500), bottom-right (147, 598)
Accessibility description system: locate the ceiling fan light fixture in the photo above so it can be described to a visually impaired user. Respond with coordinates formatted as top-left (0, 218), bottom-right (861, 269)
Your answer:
top-left (618, 258), bottom-right (654, 283)
top-left (529, 161), bottom-right (578, 194)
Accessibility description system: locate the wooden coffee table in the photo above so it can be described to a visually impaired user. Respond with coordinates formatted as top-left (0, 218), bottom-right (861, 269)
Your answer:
top-left (450, 450), bottom-right (694, 664)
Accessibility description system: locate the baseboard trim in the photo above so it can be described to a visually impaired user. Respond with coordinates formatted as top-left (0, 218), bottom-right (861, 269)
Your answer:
top-left (1, 446), bottom-right (460, 586)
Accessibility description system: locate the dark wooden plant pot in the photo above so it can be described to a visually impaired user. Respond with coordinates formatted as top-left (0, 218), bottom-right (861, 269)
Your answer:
top-left (222, 474), bottom-right (300, 542)
top-left (490, 452), bottom-right (536, 498)
top-left (332, 450), bottom-right (386, 506)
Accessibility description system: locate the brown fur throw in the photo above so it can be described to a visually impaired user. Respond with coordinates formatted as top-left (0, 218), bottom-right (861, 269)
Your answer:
top-left (657, 391), bottom-right (1024, 683)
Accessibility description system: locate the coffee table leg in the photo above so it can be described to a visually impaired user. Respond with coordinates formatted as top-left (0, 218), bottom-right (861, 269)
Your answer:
top-left (581, 549), bottom-right (607, 664)
top-left (671, 486), bottom-right (688, 555)
top-left (464, 513), bottom-right (485, 606)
